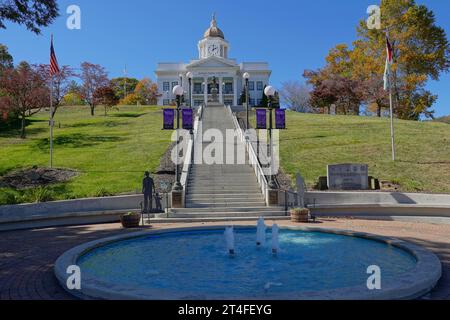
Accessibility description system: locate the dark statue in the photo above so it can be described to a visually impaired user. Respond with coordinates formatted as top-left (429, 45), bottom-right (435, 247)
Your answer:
top-left (142, 171), bottom-right (156, 213)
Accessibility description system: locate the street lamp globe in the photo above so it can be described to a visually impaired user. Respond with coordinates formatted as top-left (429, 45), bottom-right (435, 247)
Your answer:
top-left (173, 85), bottom-right (184, 97)
top-left (186, 72), bottom-right (193, 79)
top-left (243, 72), bottom-right (250, 80)
top-left (264, 85), bottom-right (276, 97)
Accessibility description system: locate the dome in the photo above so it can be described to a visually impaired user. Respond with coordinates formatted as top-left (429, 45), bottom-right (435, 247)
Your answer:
top-left (204, 14), bottom-right (225, 39)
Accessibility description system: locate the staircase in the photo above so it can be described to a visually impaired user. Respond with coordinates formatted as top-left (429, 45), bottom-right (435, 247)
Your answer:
top-left (161, 104), bottom-right (287, 222)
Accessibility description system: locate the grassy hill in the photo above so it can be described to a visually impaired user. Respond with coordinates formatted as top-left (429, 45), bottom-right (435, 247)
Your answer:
top-left (277, 111), bottom-right (450, 193)
top-left (0, 106), bottom-right (172, 205)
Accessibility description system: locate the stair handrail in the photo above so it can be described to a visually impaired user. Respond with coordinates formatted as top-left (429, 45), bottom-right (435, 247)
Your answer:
top-left (180, 106), bottom-right (203, 197)
top-left (227, 105), bottom-right (270, 205)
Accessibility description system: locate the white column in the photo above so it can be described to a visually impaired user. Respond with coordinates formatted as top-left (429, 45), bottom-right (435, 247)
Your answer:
top-left (233, 77), bottom-right (238, 106)
top-left (219, 77), bottom-right (223, 104)
top-left (204, 77), bottom-right (208, 105)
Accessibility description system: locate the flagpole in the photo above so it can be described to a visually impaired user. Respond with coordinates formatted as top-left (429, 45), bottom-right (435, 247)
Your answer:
top-left (50, 76), bottom-right (54, 168)
top-left (50, 35), bottom-right (54, 169)
top-left (385, 29), bottom-right (396, 162)
top-left (389, 73), bottom-right (396, 162)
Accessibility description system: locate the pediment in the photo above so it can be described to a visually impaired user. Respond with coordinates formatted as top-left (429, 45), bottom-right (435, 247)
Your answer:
top-left (187, 57), bottom-right (238, 69)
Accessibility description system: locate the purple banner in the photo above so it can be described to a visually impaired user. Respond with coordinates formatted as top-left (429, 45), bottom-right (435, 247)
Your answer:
top-left (256, 109), bottom-right (267, 129)
top-left (182, 109), bottom-right (193, 130)
top-left (275, 109), bottom-right (286, 130)
top-left (163, 109), bottom-right (175, 130)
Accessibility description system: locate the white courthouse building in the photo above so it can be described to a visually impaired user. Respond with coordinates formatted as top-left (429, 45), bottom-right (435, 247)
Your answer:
top-left (155, 15), bottom-right (272, 107)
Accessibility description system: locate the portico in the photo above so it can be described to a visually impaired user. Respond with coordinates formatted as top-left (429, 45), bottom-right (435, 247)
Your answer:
top-left (156, 14), bottom-right (271, 107)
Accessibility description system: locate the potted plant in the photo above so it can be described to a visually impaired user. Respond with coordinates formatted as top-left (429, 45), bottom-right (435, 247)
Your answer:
top-left (290, 208), bottom-right (311, 223)
top-left (120, 212), bottom-right (141, 228)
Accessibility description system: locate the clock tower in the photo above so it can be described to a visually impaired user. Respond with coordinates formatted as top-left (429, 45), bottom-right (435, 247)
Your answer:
top-left (198, 14), bottom-right (229, 59)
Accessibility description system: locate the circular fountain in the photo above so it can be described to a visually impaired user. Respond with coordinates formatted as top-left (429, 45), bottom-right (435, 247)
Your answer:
top-left (55, 226), bottom-right (441, 300)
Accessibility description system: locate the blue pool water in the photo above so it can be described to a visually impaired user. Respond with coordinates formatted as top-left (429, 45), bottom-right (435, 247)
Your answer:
top-left (78, 228), bottom-right (417, 298)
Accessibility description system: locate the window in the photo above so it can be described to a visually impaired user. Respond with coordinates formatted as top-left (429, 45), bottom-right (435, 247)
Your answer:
top-left (163, 99), bottom-right (170, 106)
top-left (256, 99), bottom-right (262, 106)
top-left (224, 83), bottom-right (233, 94)
top-left (257, 81), bottom-right (264, 91)
top-left (193, 83), bottom-right (203, 94)
top-left (163, 82), bottom-right (170, 92)
top-left (224, 100), bottom-right (233, 106)
top-left (249, 81), bottom-right (255, 91)
top-left (171, 81), bottom-right (178, 89)
top-left (249, 98), bottom-right (255, 106)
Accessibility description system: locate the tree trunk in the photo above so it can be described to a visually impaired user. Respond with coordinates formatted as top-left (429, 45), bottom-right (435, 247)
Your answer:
top-left (20, 114), bottom-right (26, 139)
top-left (90, 105), bottom-right (95, 116)
top-left (104, 106), bottom-right (107, 116)
top-left (377, 105), bottom-right (382, 117)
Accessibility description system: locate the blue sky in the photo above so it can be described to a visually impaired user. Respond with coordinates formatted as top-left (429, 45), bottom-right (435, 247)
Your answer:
top-left (1, 0), bottom-right (449, 116)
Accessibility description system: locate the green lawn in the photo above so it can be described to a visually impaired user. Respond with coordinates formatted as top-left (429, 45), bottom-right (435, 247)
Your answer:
top-left (250, 111), bottom-right (450, 193)
top-left (0, 106), bottom-right (172, 205)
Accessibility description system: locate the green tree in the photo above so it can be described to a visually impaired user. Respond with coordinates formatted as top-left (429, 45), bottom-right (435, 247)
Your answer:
top-left (259, 85), bottom-right (269, 107)
top-left (0, 44), bottom-right (13, 73)
top-left (110, 77), bottom-right (139, 100)
top-left (0, 0), bottom-right (59, 34)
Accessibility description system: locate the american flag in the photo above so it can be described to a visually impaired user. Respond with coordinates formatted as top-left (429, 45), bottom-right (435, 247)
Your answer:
top-left (50, 36), bottom-right (60, 76)
top-left (383, 34), bottom-right (394, 91)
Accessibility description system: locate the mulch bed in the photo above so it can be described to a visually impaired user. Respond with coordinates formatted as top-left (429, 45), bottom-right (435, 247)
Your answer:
top-left (0, 167), bottom-right (78, 190)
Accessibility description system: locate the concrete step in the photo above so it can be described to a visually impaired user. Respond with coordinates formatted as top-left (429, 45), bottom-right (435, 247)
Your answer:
top-left (187, 189), bottom-right (262, 194)
top-left (186, 201), bottom-right (267, 208)
top-left (186, 194), bottom-right (264, 201)
top-left (172, 206), bottom-right (285, 213)
top-left (148, 216), bottom-right (291, 223)
top-left (187, 183), bottom-right (258, 187)
top-left (167, 211), bottom-right (288, 219)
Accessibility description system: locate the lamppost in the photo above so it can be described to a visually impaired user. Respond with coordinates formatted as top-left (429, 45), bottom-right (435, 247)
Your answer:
top-left (186, 72), bottom-right (193, 108)
top-left (172, 85), bottom-right (184, 192)
top-left (264, 85), bottom-right (278, 190)
top-left (243, 72), bottom-right (250, 130)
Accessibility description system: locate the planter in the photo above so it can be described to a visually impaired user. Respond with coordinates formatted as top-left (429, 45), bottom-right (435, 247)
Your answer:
top-left (120, 213), bottom-right (141, 228)
top-left (290, 208), bottom-right (310, 223)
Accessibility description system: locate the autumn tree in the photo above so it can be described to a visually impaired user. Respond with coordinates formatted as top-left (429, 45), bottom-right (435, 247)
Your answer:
top-left (354, 0), bottom-right (449, 120)
top-left (36, 64), bottom-right (77, 117)
top-left (93, 85), bottom-right (119, 116)
top-left (0, 0), bottom-right (59, 34)
top-left (80, 62), bottom-right (109, 116)
top-left (0, 62), bottom-right (49, 138)
top-left (134, 78), bottom-right (160, 105)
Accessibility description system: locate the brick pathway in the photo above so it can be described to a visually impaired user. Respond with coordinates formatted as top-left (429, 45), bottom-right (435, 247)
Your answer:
top-left (0, 219), bottom-right (448, 300)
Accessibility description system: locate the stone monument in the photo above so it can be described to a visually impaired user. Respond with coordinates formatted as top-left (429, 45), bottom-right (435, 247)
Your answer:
top-left (296, 172), bottom-right (306, 208)
top-left (210, 77), bottom-right (219, 103)
top-left (327, 164), bottom-right (369, 190)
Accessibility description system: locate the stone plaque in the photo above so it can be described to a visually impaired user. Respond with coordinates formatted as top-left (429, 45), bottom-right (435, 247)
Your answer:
top-left (327, 164), bottom-right (369, 190)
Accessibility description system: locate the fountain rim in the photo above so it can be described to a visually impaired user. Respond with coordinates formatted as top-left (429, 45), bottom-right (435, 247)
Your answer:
top-left (54, 225), bottom-right (442, 300)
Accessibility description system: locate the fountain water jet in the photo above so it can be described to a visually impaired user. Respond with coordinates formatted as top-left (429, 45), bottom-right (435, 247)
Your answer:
top-left (224, 227), bottom-right (235, 255)
top-left (272, 224), bottom-right (280, 255)
top-left (256, 217), bottom-right (267, 247)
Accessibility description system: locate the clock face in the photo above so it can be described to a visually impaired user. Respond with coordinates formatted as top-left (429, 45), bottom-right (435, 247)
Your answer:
top-left (208, 44), bottom-right (220, 56)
